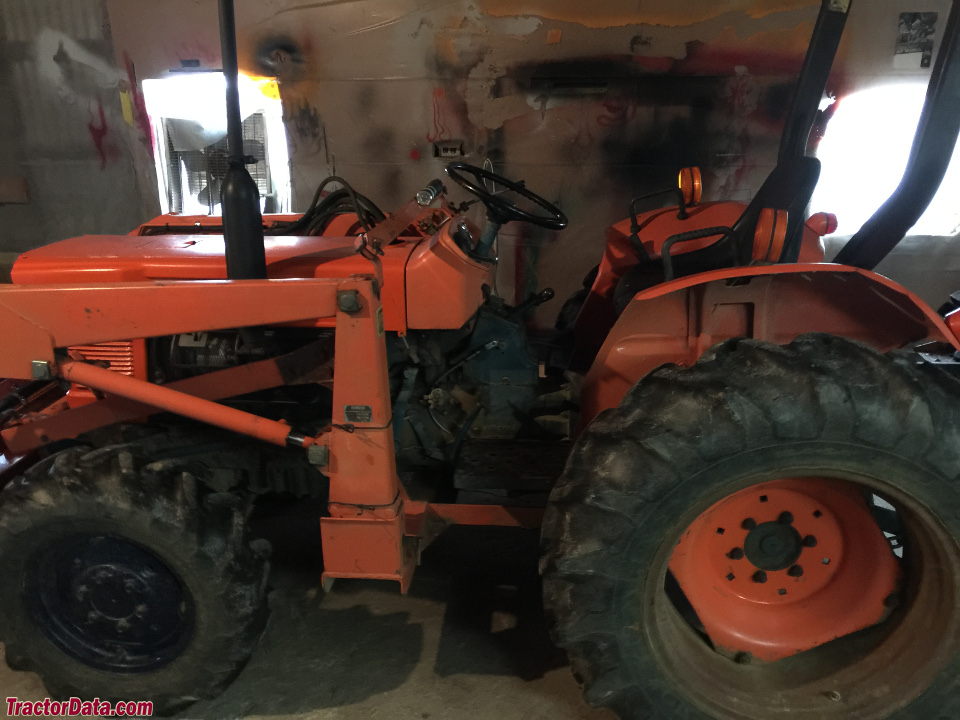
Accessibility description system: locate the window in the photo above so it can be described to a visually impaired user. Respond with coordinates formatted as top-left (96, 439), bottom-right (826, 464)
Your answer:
top-left (811, 83), bottom-right (960, 238)
top-left (141, 73), bottom-right (290, 216)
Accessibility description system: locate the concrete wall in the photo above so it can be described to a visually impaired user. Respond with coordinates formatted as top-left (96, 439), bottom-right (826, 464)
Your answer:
top-left (2, 0), bottom-right (959, 311)
top-left (105, 0), bottom-right (832, 312)
top-left (0, 0), bottom-right (155, 273)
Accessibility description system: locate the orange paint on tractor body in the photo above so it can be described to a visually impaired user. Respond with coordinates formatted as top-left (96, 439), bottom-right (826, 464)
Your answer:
top-left (578, 264), bottom-right (956, 427)
top-left (1, 191), bottom-right (956, 609)
top-left (669, 478), bottom-right (902, 662)
top-left (0, 203), bottom-right (498, 590)
top-left (11, 214), bottom-right (492, 334)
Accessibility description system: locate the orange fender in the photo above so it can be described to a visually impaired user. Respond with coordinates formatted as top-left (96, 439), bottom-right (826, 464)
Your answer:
top-left (579, 264), bottom-right (960, 429)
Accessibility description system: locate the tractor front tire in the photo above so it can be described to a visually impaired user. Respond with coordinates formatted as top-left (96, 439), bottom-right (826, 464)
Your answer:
top-left (542, 334), bottom-right (960, 720)
top-left (0, 443), bottom-right (270, 714)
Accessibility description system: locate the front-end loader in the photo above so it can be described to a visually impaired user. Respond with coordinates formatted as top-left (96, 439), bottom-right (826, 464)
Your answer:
top-left (1, 0), bottom-right (960, 718)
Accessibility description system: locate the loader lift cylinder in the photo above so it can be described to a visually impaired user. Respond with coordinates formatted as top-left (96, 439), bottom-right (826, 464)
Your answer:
top-left (218, 0), bottom-right (268, 280)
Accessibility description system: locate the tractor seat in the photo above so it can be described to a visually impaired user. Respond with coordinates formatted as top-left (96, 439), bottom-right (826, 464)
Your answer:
top-left (613, 156), bottom-right (822, 313)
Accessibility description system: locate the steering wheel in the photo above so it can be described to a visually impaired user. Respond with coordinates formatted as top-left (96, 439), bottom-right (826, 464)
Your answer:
top-left (445, 162), bottom-right (568, 231)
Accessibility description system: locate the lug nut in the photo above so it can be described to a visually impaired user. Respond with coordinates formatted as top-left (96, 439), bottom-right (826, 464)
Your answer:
top-left (778, 511), bottom-right (794, 525)
top-left (802, 535), bottom-right (818, 548)
top-left (787, 565), bottom-right (804, 577)
top-left (742, 518), bottom-right (757, 531)
top-left (752, 570), bottom-right (768, 584)
top-left (728, 548), bottom-right (744, 560)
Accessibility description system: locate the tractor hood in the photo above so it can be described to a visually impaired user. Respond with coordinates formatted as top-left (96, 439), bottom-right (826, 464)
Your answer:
top-left (11, 219), bottom-right (492, 333)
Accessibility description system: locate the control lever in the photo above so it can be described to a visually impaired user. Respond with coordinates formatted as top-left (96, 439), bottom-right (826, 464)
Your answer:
top-left (508, 288), bottom-right (555, 319)
top-left (416, 179), bottom-right (446, 206)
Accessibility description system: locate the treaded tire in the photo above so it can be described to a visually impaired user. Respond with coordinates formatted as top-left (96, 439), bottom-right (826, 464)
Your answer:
top-left (0, 441), bottom-right (270, 715)
top-left (542, 333), bottom-right (960, 720)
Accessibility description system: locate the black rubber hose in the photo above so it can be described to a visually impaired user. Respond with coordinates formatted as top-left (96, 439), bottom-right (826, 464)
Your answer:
top-left (268, 178), bottom-right (385, 236)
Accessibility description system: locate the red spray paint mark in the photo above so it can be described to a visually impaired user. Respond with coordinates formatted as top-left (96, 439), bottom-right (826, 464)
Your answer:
top-left (675, 42), bottom-right (806, 77)
top-left (426, 87), bottom-right (451, 143)
top-left (123, 52), bottom-right (154, 153)
top-left (630, 44), bottom-right (811, 78)
top-left (88, 100), bottom-right (109, 169)
top-left (632, 56), bottom-right (674, 73)
top-left (597, 96), bottom-right (636, 128)
top-left (409, 147), bottom-right (421, 160)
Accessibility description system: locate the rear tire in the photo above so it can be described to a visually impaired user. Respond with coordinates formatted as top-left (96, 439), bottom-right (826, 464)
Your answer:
top-left (0, 442), bottom-right (270, 715)
top-left (542, 334), bottom-right (960, 720)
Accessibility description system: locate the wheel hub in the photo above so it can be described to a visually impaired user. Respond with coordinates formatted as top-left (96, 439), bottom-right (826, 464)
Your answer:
top-left (668, 478), bottom-right (902, 662)
top-left (743, 520), bottom-right (802, 571)
top-left (26, 534), bottom-right (193, 673)
top-left (80, 564), bottom-right (144, 622)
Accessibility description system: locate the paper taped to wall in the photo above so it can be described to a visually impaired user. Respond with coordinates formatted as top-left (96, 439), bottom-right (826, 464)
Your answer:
top-left (895, 12), bottom-right (937, 69)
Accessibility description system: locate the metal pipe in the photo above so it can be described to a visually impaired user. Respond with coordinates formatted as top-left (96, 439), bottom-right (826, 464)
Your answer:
top-left (217, 0), bottom-right (267, 280)
top-left (218, 0), bottom-right (244, 165)
top-left (3, 341), bottom-right (333, 456)
top-left (58, 360), bottom-right (308, 449)
top-left (835, 0), bottom-right (960, 269)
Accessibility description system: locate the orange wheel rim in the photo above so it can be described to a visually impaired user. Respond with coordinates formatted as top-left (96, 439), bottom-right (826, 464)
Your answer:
top-left (669, 478), bottom-right (902, 662)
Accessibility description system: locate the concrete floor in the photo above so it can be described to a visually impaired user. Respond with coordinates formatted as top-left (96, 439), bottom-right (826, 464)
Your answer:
top-left (0, 498), bottom-right (616, 720)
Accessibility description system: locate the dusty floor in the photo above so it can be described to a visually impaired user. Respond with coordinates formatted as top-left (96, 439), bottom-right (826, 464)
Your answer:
top-left (0, 498), bottom-right (615, 720)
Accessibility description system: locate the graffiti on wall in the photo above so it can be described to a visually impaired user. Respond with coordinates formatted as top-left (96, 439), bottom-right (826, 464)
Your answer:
top-left (283, 98), bottom-right (326, 159)
top-left (122, 52), bottom-right (153, 154)
top-left (35, 29), bottom-right (153, 167)
top-left (236, 0), bottom-right (829, 311)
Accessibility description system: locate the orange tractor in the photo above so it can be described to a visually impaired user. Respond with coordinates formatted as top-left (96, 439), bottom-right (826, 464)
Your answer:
top-left (2, 0), bottom-right (960, 717)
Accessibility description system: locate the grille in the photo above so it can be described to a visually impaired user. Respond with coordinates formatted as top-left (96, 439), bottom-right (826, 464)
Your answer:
top-left (167, 113), bottom-right (270, 214)
top-left (68, 341), bottom-right (145, 379)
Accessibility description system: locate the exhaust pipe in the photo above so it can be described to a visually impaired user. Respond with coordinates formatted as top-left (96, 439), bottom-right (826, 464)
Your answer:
top-left (218, 0), bottom-right (267, 280)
